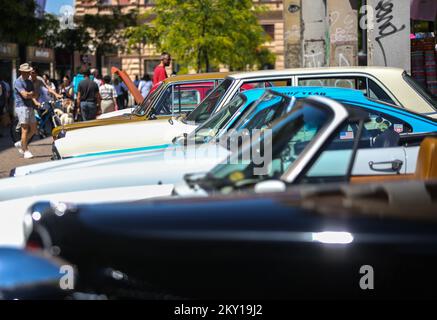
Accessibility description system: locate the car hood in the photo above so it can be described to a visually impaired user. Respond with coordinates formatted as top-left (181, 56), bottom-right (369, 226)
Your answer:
top-left (0, 143), bottom-right (230, 202)
top-left (96, 107), bottom-right (134, 119)
top-left (52, 112), bottom-right (150, 137)
top-left (54, 116), bottom-right (189, 158)
top-left (13, 144), bottom-right (172, 177)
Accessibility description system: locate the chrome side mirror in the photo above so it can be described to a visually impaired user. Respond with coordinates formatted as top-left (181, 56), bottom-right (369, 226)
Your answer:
top-left (254, 180), bottom-right (287, 194)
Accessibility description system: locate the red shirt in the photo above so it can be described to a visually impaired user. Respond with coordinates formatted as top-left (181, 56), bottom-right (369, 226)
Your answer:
top-left (153, 65), bottom-right (168, 85)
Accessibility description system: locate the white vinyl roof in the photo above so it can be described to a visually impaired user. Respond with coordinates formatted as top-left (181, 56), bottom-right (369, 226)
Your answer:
top-left (229, 66), bottom-right (405, 80)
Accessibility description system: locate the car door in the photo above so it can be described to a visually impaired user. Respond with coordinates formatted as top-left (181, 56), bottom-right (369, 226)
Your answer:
top-left (303, 111), bottom-right (414, 180)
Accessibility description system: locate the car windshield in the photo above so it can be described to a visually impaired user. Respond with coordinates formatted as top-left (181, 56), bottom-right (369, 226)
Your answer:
top-left (219, 90), bottom-right (296, 146)
top-left (186, 94), bottom-right (247, 144)
top-left (132, 82), bottom-right (165, 116)
top-left (184, 78), bottom-right (233, 124)
top-left (195, 98), bottom-right (333, 191)
top-left (403, 72), bottom-right (437, 111)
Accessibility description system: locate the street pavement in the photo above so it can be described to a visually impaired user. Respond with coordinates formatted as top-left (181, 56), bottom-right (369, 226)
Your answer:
top-left (0, 125), bottom-right (53, 179)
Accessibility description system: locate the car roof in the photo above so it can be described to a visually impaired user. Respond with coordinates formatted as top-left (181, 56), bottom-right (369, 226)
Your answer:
top-left (164, 72), bottom-right (231, 83)
top-left (266, 86), bottom-right (367, 101)
top-left (229, 66), bottom-right (405, 80)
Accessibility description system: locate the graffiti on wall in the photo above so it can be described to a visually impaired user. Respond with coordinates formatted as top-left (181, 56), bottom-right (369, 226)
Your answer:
top-left (360, 0), bottom-right (407, 66)
top-left (374, 0), bottom-right (406, 66)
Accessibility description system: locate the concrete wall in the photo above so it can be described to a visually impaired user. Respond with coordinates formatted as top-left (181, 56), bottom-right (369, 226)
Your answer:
top-left (367, 0), bottom-right (411, 72)
top-left (327, 0), bottom-right (359, 67)
top-left (283, 0), bottom-right (303, 68)
top-left (302, 0), bottom-right (327, 68)
top-left (284, 0), bottom-right (359, 69)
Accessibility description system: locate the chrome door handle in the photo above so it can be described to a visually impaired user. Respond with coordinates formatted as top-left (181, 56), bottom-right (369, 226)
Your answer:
top-left (369, 159), bottom-right (403, 174)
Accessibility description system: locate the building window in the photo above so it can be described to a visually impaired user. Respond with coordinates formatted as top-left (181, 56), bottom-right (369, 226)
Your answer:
top-left (262, 24), bottom-right (275, 41)
top-left (144, 59), bottom-right (160, 77)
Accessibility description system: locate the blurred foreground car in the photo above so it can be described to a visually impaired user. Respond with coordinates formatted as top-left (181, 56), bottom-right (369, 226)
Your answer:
top-left (0, 248), bottom-right (74, 300)
top-left (26, 179), bottom-right (437, 299)
top-left (53, 67), bottom-right (437, 159)
top-left (1, 94), bottom-right (436, 248)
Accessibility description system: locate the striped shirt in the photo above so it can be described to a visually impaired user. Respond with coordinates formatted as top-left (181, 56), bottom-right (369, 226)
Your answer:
top-left (99, 84), bottom-right (117, 100)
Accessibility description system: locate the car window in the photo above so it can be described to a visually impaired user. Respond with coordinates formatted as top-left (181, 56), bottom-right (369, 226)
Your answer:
top-left (298, 76), bottom-right (367, 90)
top-left (207, 100), bottom-right (333, 186)
top-left (238, 79), bottom-right (291, 92)
top-left (298, 76), bottom-right (397, 105)
top-left (236, 95), bottom-right (295, 131)
top-left (185, 78), bottom-right (233, 124)
top-left (367, 78), bottom-right (396, 104)
top-left (188, 94), bottom-right (247, 144)
top-left (304, 109), bottom-right (412, 179)
top-left (133, 82), bottom-right (164, 116)
top-left (172, 88), bottom-right (201, 113)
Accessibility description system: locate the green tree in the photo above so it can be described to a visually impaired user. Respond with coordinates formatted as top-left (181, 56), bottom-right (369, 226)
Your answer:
top-left (0, 0), bottom-right (39, 44)
top-left (81, 8), bottom-right (138, 70)
top-left (124, 15), bottom-right (156, 76)
top-left (152, 0), bottom-right (271, 72)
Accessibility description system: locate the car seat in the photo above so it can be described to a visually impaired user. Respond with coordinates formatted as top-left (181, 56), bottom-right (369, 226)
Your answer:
top-left (415, 137), bottom-right (437, 180)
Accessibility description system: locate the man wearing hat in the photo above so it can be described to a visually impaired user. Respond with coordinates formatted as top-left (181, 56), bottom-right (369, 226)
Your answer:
top-left (13, 63), bottom-right (37, 159)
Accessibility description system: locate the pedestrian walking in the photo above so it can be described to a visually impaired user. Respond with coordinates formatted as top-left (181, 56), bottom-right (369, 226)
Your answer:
top-left (138, 74), bottom-right (153, 99)
top-left (0, 76), bottom-right (9, 117)
top-left (58, 75), bottom-right (74, 100)
top-left (99, 75), bottom-right (118, 114)
top-left (0, 76), bottom-right (10, 137)
top-left (153, 52), bottom-right (171, 85)
top-left (91, 68), bottom-right (103, 87)
top-left (30, 67), bottom-right (62, 102)
top-left (43, 74), bottom-right (56, 92)
top-left (114, 77), bottom-right (127, 110)
top-left (133, 75), bottom-right (140, 88)
top-left (77, 69), bottom-right (101, 121)
top-left (13, 63), bottom-right (37, 159)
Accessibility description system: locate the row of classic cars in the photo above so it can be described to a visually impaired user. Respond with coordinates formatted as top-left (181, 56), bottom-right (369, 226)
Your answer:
top-left (1, 66), bottom-right (437, 299)
top-left (52, 67), bottom-right (437, 159)
top-left (2, 86), bottom-right (437, 247)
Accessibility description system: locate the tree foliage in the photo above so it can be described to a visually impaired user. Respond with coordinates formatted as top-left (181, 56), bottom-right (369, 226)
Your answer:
top-left (123, 14), bottom-right (156, 54)
top-left (82, 8), bottom-right (138, 56)
top-left (150, 0), bottom-right (272, 72)
top-left (0, 0), bottom-right (40, 44)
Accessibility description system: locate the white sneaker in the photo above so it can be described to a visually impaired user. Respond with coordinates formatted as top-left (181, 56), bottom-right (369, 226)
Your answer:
top-left (14, 141), bottom-right (24, 154)
top-left (23, 151), bottom-right (34, 159)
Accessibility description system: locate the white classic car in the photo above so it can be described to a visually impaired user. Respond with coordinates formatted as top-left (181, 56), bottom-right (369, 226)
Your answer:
top-left (53, 67), bottom-right (437, 159)
top-left (2, 88), bottom-right (436, 248)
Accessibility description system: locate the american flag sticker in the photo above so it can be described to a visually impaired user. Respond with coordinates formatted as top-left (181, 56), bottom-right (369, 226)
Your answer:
top-left (394, 124), bottom-right (404, 133)
top-left (340, 131), bottom-right (354, 140)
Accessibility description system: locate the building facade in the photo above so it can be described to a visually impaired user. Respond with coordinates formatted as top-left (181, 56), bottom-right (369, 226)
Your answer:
top-left (73, 0), bottom-right (285, 78)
